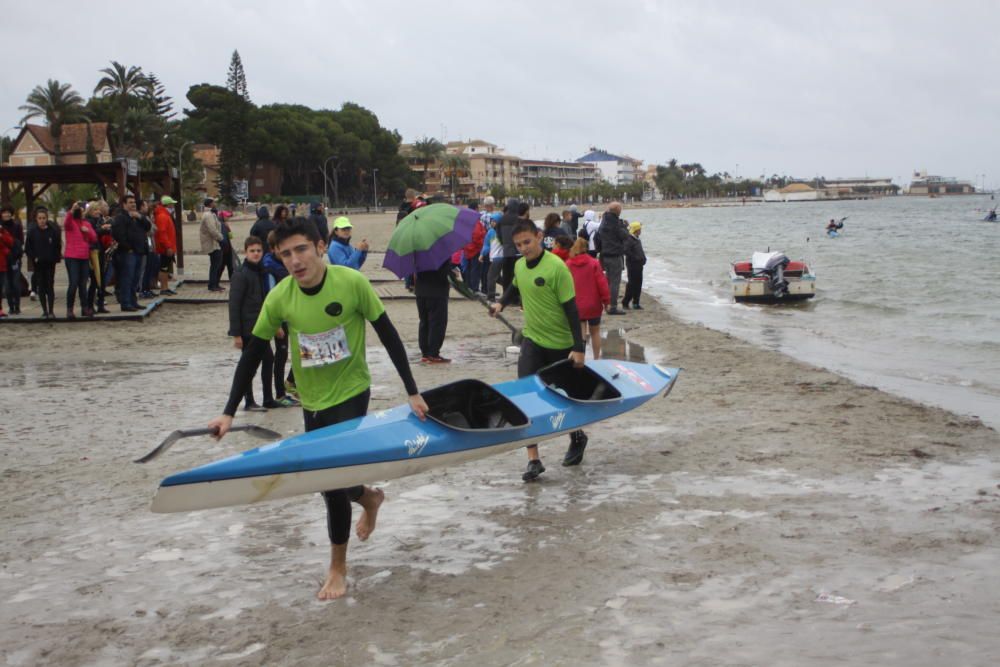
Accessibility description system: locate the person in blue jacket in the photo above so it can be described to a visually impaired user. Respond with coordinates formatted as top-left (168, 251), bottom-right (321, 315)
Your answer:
top-left (326, 216), bottom-right (369, 269)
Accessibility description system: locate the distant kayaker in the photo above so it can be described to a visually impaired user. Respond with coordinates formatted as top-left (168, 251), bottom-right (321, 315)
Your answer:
top-left (826, 218), bottom-right (845, 233)
top-left (490, 219), bottom-right (588, 481)
top-left (208, 217), bottom-right (429, 601)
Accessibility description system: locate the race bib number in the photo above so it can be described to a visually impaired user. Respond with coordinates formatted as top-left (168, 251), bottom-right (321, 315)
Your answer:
top-left (298, 326), bottom-right (351, 368)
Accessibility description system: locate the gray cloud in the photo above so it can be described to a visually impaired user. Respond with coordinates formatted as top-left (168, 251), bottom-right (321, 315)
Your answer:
top-left (2, 0), bottom-right (997, 186)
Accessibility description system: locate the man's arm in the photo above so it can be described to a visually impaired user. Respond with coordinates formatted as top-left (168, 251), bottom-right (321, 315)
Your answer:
top-left (370, 312), bottom-right (427, 420)
top-left (561, 298), bottom-right (586, 353)
top-left (208, 336), bottom-right (271, 438)
top-left (496, 283), bottom-right (520, 309)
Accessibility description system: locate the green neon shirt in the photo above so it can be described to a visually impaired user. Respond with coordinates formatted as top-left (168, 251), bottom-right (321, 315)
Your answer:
top-left (512, 250), bottom-right (576, 350)
top-left (252, 265), bottom-right (385, 411)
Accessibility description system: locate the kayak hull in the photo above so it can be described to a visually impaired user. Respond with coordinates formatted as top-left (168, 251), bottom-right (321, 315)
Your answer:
top-left (151, 360), bottom-right (679, 513)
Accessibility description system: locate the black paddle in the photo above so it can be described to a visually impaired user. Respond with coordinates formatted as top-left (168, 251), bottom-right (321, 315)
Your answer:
top-left (134, 424), bottom-right (283, 464)
top-left (449, 273), bottom-right (524, 345)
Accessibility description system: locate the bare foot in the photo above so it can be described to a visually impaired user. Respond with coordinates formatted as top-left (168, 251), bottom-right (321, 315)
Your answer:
top-left (355, 486), bottom-right (384, 541)
top-left (317, 563), bottom-right (347, 600)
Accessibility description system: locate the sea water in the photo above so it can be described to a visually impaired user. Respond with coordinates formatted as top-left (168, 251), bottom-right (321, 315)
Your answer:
top-left (628, 196), bottom-right (1000, 427)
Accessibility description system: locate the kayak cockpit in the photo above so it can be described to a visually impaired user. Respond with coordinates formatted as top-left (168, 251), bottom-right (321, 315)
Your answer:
top-left (424, 379), bottom-right (530, 431)
top-left (538, 360), bottom-right (623, 402)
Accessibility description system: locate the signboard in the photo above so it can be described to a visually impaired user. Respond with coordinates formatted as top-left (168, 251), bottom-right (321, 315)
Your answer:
top-left (233, 179), bottom-right (249, 201)
top-left (126, 158), bottom-right (139, 176)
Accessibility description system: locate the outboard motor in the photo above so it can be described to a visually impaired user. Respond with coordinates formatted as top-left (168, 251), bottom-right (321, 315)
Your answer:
top-left (751, 251), bottom-right (791, 297)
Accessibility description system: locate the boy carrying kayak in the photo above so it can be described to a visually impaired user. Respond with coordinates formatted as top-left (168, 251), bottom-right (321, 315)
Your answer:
top-left (208, 218), bottom-right (429, 600)
top-left (489, 219), bottom-right (588, 481)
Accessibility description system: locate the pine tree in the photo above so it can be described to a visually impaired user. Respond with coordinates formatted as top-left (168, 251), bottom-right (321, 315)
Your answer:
top-left (219, 53), bottom-right (251, 203)
top-left (146, 72), bottom-right (175, 120)
top-left (226, 50), bottom-right (249, 101)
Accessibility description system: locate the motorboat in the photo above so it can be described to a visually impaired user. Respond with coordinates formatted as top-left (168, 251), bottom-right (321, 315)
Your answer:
top-left (730, 251), bottom-right (816, 303)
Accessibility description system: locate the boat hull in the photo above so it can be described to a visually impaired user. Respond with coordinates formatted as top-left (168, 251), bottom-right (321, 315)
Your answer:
top-left (730, 258), bottom-right (816, 303)
top-left (151, 360), bottom-right (679, 513)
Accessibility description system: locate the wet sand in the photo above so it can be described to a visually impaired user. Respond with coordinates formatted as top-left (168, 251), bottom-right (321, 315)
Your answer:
top-left (2, 211), bottom-right (999, 666)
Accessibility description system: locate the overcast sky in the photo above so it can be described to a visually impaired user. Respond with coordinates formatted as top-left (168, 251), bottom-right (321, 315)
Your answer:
top-left (3, 0), bottom-right (998, 187)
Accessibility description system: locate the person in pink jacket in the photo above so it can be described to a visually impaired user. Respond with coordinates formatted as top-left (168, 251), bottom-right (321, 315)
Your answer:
top-left (63, 203), bottom-right (97, 318)
top-left (564, 237), bottom-right (610, 359)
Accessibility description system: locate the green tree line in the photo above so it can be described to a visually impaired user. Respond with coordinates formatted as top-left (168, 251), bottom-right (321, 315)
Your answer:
top-left (14, 51), bottom-right (417, 207)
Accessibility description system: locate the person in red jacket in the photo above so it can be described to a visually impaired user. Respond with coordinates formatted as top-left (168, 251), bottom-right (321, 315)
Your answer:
top-left (564, 238), bottom-right (610, 359)
top-left (63, 203), bottom-right (97, 318)
top-left (461, 200), bottom-right (487, 295)
top-left (154, 196), bottom-right (178, 295)
top-left (0, 220), bottom-right (14, 318)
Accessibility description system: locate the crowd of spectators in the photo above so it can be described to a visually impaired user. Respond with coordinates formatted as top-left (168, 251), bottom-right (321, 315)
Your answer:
top-left (0, 194), bottom-right (179, 319)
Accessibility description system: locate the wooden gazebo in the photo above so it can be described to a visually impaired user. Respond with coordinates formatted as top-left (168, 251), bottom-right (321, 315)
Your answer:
top-left (0, 161), bottom-right (187, 270)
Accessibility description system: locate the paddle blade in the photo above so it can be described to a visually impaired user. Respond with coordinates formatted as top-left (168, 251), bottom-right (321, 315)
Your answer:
top-left (134, 424), bottom-right (282, 464)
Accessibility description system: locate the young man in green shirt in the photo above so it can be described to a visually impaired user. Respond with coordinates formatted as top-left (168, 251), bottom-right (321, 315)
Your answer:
top-left (489, 219), bottom-right (588, 481)
top-left (209, 218), bottom-right (429, 601)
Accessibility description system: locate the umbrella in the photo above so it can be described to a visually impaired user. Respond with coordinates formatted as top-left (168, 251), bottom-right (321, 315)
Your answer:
top-left (382, 203), bottom-right (479, 278)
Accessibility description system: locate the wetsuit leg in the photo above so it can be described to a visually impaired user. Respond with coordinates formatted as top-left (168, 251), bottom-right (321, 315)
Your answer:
top-left (273, 324), bottom-right (289, 397)
top-left (303, 389), bottom-right (371, 545)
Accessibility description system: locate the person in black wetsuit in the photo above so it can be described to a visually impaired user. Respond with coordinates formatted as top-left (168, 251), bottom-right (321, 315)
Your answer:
top-left (208, 217), bottom-right (428, 601)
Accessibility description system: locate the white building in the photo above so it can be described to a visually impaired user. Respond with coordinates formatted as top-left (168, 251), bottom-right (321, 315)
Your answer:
top-left (763, 183), bottom-right (826, 202)
top-left (575, 148), bottom-right (642, 185)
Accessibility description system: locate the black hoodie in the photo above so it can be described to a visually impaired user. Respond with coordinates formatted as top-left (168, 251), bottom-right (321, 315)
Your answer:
top-left (25, 223), bottom-right (62, 264)
top-left (249, 207), bottom-right (276, 245)
top-left (497, 198), bottom-right (522, 258)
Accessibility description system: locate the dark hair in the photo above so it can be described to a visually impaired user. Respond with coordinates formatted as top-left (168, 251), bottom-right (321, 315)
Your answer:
top-left (273, 205), bottom-right (289, 221)
top-left (555, 235), bottom-right (574, 250)
top-left (512, 219), bottom-right (538, 237)
top-left (244, 235), bottom-right (264, 250)
top-left (543, 213), bottom-right (561, 230)
top-left (1, 204), bottom-right (17, 218)
top-left (203, 197), bottom-right (214, 207)
top-left (467, 200), bottom-right (479, 211)
top-left (33, 205), bottom-right (49, 216)
top-left (272, 217), bottom-right (321, 247)
top-left (516, 202), bottom-right (530, 216)
top-left (266, 229), bottom-right (278, 249)
top-left (122, 194), bottom-right (136, 205)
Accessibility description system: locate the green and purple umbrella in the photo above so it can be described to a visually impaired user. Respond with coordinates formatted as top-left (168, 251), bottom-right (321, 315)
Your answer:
top-left (382, 203), bottom-right (479, 278)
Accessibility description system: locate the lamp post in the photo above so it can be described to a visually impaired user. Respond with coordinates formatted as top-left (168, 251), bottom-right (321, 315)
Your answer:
top-left (177, 140), bottom-right (194, 205)
top-left (322, 154), bottom-right (338, 207)
top-left (1, 125), bottom-right (22, 166)
top-left (176, 140), bottom-right (194, 275)
top-left (372, 168), bottom-right (379, 212)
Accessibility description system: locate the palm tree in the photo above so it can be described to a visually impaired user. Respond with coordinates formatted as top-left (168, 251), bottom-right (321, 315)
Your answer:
top-left (412, 136), bottom-right (445, 191)
top-left (441, 153), bottom-right (470, 201)
top-left (94, 61), bottom-right (153, 157)
top-left (19, 79), bottom-right (88, 164)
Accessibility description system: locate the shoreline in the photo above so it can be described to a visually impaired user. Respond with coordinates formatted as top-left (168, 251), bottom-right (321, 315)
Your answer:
top-left (3, 212), bottom-right (999, 665)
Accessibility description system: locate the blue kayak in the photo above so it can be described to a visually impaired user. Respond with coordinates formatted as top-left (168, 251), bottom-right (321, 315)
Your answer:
top-left (151, 360), bottom-right (679, 512)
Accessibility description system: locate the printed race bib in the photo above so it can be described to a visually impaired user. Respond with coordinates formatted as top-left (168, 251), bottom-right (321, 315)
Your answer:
top-left (298, 326), bottom-right (351, 368)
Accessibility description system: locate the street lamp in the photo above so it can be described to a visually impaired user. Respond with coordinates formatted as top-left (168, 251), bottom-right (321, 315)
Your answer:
top-left (177, 139), bottom-right (194, 204)
top-left (322, 154), bottom-right (338, 207)
top-left (176, 139), bottom-right (194, 276)
top-left (1, 125), bottom-right (23, 166)
top-left (372, 168), bottom-right (379, 212)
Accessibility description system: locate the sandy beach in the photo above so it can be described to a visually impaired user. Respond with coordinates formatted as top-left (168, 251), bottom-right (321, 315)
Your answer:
top-left (2, 210), bottom-right (999, 666)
